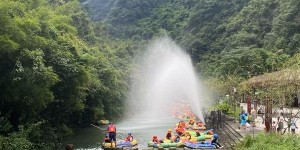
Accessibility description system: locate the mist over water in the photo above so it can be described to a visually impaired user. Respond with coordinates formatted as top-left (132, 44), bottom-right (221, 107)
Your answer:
top-left (126, 37), bottom-right (207, 123)
top-left (63, 37), bottom-right (211, 149)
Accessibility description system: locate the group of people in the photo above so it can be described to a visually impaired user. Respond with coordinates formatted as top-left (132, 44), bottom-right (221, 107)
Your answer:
top-left (151, 119), bottom-right (223, 149)
top-left (272, 108), bottom-right (298, 134)
top-left (240, 106), bottom-right (299, 134)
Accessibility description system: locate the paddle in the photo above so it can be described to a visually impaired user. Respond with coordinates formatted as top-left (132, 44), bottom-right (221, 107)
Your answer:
top-left (90, 124), bottom-right (106, 131)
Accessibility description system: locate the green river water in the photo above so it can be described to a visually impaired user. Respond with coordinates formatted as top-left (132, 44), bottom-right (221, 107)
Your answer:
top-left (63, 117), bottom-right (178, 149)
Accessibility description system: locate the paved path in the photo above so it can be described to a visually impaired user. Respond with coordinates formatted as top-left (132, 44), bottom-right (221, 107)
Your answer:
top-left (233, 103), bottom-right (300, 136)
top-left (227, 119), bottom-right (264, 137)
top-left (229, 116), bottom-right (300, 136)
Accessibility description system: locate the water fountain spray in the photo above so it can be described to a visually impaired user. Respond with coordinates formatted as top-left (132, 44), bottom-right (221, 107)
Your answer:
top-left (127, 37), bottom-right (208, 122)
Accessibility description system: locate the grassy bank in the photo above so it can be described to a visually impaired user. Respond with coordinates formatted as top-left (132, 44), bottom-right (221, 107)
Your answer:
top-left (235, 133), bottom-right (300, 150)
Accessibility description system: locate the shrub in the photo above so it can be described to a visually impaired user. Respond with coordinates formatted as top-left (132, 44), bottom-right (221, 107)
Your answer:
top-left (235, 133), bottom-right (300, 150)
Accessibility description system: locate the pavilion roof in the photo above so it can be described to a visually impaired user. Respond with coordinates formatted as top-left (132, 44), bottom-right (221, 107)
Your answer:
top-left (242, 68), bottom-right (300, 88)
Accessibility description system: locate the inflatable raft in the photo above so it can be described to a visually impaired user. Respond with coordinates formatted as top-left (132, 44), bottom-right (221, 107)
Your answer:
top-left (205, 134), bottom-right (213, 139)
top-left (97, 119), bottom-right (109, 125)
top-left (117, 139), bottom-right (138, 147)
top-left (102, 142), bottom-right (115, 148)
top-left (184, 141), bottom-right (216, 149)
top-left (182, 131), bottom-right (212, 140)
top-left (102, 140), bottom-right (138, 148)
top-left (148, 141), bottom-right (184, 148)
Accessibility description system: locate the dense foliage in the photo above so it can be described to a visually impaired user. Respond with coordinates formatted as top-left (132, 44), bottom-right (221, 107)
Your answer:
top-left (236, 133), bottom-right (300, 150)
top-left (0, 0), bottom-right (134, 149)
top-left (84, 0), bottom-right (300, 78)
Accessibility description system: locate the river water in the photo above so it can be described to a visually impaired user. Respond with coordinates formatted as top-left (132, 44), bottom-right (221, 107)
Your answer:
top-left (62, 37), bottom-right (207, 149)
top-left (63, 117), bottom-right (178, 149)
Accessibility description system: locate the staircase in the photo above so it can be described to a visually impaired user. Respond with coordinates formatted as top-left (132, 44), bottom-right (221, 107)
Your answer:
top-left (219, 122), bottom-right (243, 150)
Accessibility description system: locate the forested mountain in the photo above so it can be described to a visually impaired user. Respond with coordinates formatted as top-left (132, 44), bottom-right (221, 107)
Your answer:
top-left (84, 0), bottom-right (300, 77)
top-left (81, 0), bottom-right (116, 21)
top-left (1, 0), bottom-right (300, 149)
top-left (0, 0), bottom-right (133, 149)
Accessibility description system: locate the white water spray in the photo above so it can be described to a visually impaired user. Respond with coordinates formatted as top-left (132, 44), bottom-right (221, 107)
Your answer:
top-left (127, 37), bottom-right (207, 122)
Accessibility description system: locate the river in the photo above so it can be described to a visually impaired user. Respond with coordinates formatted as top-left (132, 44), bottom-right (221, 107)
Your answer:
top-left (63, 117), bottom-right (178, 149)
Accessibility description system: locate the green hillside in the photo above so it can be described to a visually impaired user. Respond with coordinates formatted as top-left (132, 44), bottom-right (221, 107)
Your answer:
top-left (0, 0), bottom-right (133, 149)
top-left (84, 0), bottom-right (300, 77)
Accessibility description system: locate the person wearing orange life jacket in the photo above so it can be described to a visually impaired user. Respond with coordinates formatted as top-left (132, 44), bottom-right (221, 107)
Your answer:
top-left (107, 122), bottom-right (117, 147)
top-left (166, 129), bottom-right (172, 140)
top-left (204, 129), bottom-right (214, 135)
top-left (125, 132), bottom-right (133, 142)
top-left (180, 121), bottom-right (186, 128)
top-left (175, 124), bottom-right (185, 136)
top-left (183, 131), bottom-right (191, 140)
top-left (152, 135), bottom-right (163, 144)
top-left (189, 119), bottom-right (195, 125)
top-left (197, 121), bottom-right (204, 127)
top-left (152, 136), bottom-right (158, 143)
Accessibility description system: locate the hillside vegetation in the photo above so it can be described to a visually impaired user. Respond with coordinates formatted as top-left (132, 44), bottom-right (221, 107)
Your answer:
top-left (84, 0), bottom-right (300, 77)
top-left (0, 0), bottom-right (134, 149)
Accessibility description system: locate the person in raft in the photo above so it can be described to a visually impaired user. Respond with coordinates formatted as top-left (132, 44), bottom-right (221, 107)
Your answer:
top-left (197, 121), bottom-right (204, 127)
top-left (189, 119), bottom-right (195, 125)
top-left (211, 134), bottom-right (224, 149)
top-left (175, 124), bottom-right (185, 136)
top-left (104, 134), bottom-right (110, 143)
top-left (195, 131), bottom-right (201, 137)
top-left (107, 122), bottom-right (117, 147)
top-left (184, 131), bottom-right (191, 140)
top-left (125, 132), bottom-right (133, 142)
top-left (172, 134), bottom-right (181, 143)
top-left (153, 136), bottom-right (164, 144)
top-left (204, 129), bottom-right (214, 135)
top-left (166, 129), bottom-right (172, 140)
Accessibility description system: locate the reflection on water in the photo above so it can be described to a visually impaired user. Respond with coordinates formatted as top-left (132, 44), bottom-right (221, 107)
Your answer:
top-left (62, 117), bottom-right (178, 149)
top-left (62, 126), bottom-right (104, 150)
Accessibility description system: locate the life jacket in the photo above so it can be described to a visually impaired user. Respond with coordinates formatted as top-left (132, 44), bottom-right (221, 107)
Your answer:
top-left (108, 125), bottom-right (116, 133)
top-left (197, 122), bottom-right (204, 127)
top-left (176, 127), bottom-right (185, 134)
top-left (181, 122), bottom-right (186, 127)
top-left (125, 135), bottom-right (133, 141)
top-left (189, 120), bottom-right (194, 125)
top-left (153, 138), bottom-right (159, 143)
